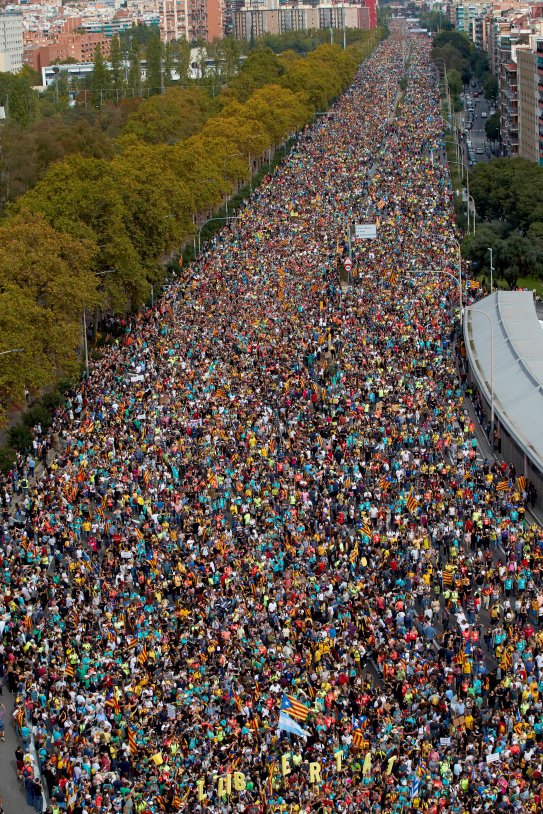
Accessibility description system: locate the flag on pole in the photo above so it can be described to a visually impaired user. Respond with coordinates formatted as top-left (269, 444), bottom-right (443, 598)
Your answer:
top-left (281, 693), bottom-right (310, 722)
top-left (137, 644), bottom-right (148, 666)
top-left (516, 476), bottom-right (527, 492)
top-left (278, 711), bottom-right (310, 738)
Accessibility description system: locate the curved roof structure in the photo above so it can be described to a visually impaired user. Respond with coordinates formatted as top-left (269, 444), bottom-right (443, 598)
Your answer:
top-left (464, 291), bottom-right (543, 472)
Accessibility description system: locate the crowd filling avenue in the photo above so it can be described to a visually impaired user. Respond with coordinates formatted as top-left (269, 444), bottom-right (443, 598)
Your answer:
top-left (2, 21), bottom-right (543, 814)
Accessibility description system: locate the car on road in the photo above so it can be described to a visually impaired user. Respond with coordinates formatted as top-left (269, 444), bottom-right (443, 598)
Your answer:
top-left (481, 111), bottom-right (487, 119)
top-left (476, 146), bottom-right (484, 154)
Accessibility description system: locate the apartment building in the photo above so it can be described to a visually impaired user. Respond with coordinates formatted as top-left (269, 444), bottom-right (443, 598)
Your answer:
top-left (159, 0), bottom-right (223, 42)
top-left (0, 10), bottom-right (23, 72)
top-left (234, 0), bottom-right (375, 40)
top-left (517, 44), bottom-right (539, 161)
top-left (500, 59), bottom-right (519, 155)
top-left (25, 31), bottom-right (110, 73)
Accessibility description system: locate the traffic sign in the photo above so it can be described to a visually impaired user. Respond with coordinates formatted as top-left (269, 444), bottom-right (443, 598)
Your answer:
top-left (343, 257), bottom-right (353, 270)
top-left (355, 223), bottom-right (377, 239)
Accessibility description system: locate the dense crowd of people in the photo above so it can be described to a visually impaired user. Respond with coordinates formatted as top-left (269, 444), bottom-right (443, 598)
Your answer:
top-left (1, 22), bottom-right (543, 814)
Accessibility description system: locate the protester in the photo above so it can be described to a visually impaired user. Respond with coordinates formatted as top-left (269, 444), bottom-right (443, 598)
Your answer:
top-left (1, 23), bottom-right (543, 814)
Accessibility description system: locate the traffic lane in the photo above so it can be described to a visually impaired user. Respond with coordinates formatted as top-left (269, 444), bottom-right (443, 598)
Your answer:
top-left (464, 96), bottom-right (492, 164)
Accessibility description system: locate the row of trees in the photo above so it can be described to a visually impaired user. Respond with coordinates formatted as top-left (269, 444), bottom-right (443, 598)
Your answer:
top-left (432, 30), bottom-right (498, 111)
top-left (462, 159), bottom-right (543, 288)
top-left (0, 33), bottom-right (380, 417)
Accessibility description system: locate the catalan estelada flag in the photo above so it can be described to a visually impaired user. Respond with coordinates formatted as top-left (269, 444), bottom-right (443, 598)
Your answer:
top-left (360, 522), bottom-right (372, 538)
top-left (281, 693), bottom-right (310, 722)
top-left (496, 480), bottom-right (509, 492)
top-left (352, 730), bottom-right (366, 749)
top-left (137, 644), bottom-right (148, 666)
top-left (127, 723), bottom-right (138, 755)
top-left (406, 490), bottom-right (418, 513)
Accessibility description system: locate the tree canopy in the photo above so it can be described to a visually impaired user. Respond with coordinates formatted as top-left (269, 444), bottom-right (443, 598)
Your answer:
top-left (463, 159), bottom-right (543, 289)
top-left (0, 27), bottom-right (384, 417)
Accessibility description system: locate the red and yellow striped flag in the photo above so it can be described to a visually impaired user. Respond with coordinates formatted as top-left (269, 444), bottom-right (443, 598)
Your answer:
top-left (406, 490), bottom-right (418, 513)
top-left (127, 723), bottom-right (138, 755)
top-left (352, 730), bottom-right (366, 749)
top-left (496, 480), bottom-right (509, 492)
top-left (282, 694), bottom-right (310, 722)
top-left (516, 476), bottom-right (526, 492)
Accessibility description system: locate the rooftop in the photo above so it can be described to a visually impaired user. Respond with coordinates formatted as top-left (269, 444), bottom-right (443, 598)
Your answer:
top-left (464, 291), bottom-right (543, 473)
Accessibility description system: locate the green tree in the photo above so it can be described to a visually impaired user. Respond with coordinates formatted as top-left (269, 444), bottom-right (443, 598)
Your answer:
top-left (163, 42), bottom-right (174, 87)
top-left (225, 47), bottom-right (284, 102)
top-left (15, 155), bottom-right (148, 311)
top-left (485, 111), bottom-right (500, 142)
top-left (0, 71), bottom-right (38, 126)
top-left (109, 35), bottom-right (125, 99)
top-left (482, 72), bottom-right (498, 102)
top-left (0, 212), bottom-right (98, 413)
top-left (145, 31), bottom-right (163, 95)
top-left (128, 38), bottom-right (142, 98)
top-left (90, 45), bottom-right (111, 108)
top-left (171, 38), bottom-right (191, 85)
top-left (122, 86), bottom-right (211, 144)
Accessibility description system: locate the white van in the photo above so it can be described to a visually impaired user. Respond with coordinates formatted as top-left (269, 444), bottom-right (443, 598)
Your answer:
top-left (481, 111), bottom-right (488, 119)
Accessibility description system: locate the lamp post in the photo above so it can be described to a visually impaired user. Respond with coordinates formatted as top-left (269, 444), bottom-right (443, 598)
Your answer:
top-left (468, 307), bottom-right (494, 449)
top-left (416, 267), bottom-right (463, 321)
top-left (467, 193), bottom-right (476, 234)
top-left (198, 215), bottom-right (240, 256)
top-left (487, 246), bottom-right (494, 294)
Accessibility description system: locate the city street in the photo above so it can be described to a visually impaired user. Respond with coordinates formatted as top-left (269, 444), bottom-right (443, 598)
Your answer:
top-left (458, 87), bottom-right (495, 166)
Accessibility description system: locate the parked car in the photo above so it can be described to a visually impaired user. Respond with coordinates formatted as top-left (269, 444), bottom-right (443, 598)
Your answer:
top-left (476, 146), bottom-right (484, 154)
top-left (481, 111), bottom-right (488, 119)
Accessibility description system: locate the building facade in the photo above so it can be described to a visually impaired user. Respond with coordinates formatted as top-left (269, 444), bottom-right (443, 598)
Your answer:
top-left (234, 0), bottom-right (376, 40)
top-left (159, 0), bottom-right (223, 42)
top-left (517, 45), bottom-right (539, 161)
top-left (0, 10), bottom-right (23, 73)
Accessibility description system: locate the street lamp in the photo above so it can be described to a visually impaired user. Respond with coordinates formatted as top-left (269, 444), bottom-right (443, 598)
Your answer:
top-left (416, 267), bottom-right (463, 321)
top-left (467, 193), bottom-right (476, 234)
top-left (487, 247), bottom-right (494, 294)
top-left (467, 306), bottom-right (494, 449)
top-left (198, 216), bottom-right (240, 256)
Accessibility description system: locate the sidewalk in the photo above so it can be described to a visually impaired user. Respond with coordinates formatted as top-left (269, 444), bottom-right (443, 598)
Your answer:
top-left (0, 689), bottom-right (30, 814)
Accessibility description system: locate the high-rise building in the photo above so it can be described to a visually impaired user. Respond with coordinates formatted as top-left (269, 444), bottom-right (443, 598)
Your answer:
top-left (538, 39), bottom-right (543, 164)
top-left (234, 0), bottom-right (376, 40)
top-left (0, 10), bottom-right (23, 73)
top-left (517, 45), bottom-right (539, 162)
top-left (159, 0), bottom-right (223, 42)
